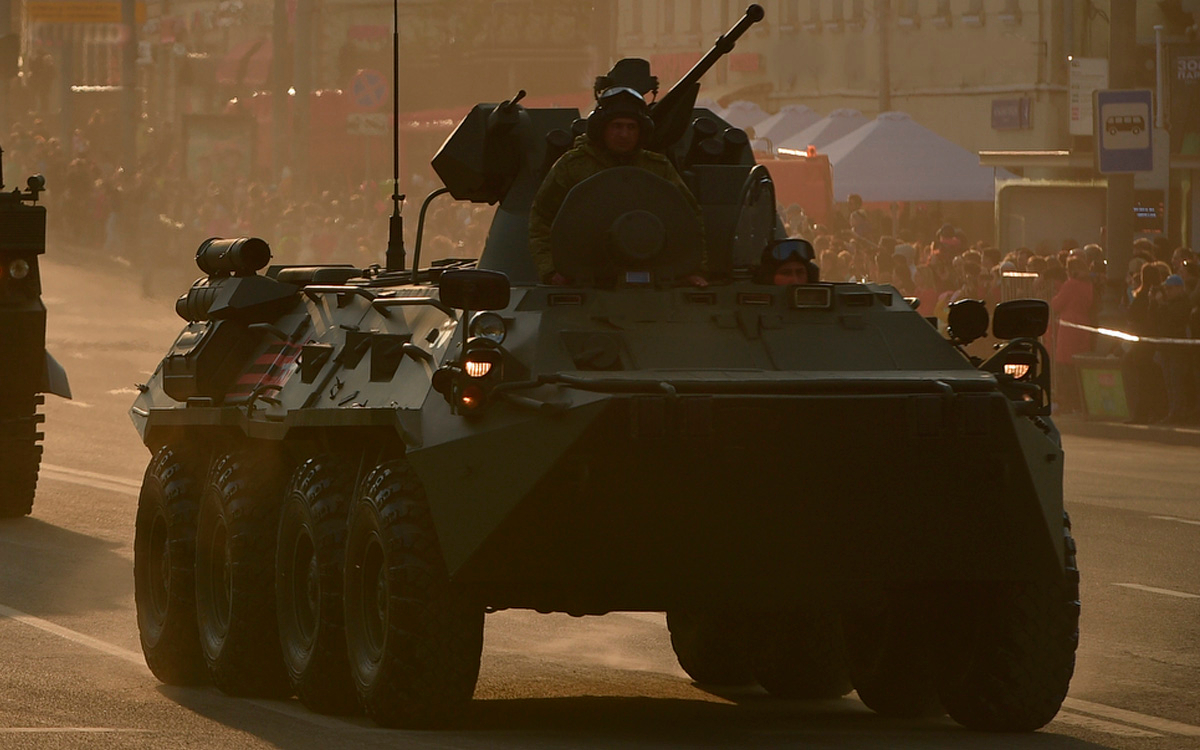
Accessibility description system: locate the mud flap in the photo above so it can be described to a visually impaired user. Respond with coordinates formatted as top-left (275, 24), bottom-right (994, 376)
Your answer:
top-left (41, 352), bottom-right (71, 399)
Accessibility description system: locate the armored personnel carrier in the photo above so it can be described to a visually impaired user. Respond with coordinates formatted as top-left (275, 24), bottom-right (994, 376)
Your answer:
top-left (131, 4), bottom-right (1078, 732)
top-left (0, 148), bottom-right (71, 518)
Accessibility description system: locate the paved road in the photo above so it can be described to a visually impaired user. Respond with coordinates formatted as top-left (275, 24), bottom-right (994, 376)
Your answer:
top-left (1, 257), bottom-right (1197, 749)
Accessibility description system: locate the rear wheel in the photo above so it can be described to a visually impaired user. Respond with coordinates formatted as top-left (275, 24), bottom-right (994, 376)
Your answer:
top-left (934, 513), bottom-right (1080, 732)
top-left (666, 611), bottom-right (753, 686)
top-left (744, 608), bottom-right (853, 699)
top-left (195, 448), bottom-right (291, 697)
top-left (133, 445), bottom-right (208, 685)
top-left (343, 459), bottom-right (483, 728)
top-left (276, 455), bottom-right (358, 714)
top-left (842, 591), bottom-right (944, 718)
top-left (0, 394), bottom-right (44, 519)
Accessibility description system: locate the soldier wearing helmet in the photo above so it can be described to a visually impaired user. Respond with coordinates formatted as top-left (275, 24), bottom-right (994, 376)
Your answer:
top-left (529, 86), bottom-right (705, 286)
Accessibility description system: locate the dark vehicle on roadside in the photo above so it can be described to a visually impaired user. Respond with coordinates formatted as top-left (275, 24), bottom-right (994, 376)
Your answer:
top-left (0, 148), bottom-right (71, 518)
top-left (131, 4), bottom-right (1079, 733)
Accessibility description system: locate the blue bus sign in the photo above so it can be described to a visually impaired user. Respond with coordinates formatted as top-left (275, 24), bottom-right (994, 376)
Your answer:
top-left (1095, 89), bottom-right (1153, 173)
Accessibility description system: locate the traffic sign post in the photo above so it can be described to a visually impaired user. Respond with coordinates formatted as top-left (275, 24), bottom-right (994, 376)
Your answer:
top-left (349, 68), bottom-right (388, 113)
top-left (1095, 88), bottom-right (1154, 173)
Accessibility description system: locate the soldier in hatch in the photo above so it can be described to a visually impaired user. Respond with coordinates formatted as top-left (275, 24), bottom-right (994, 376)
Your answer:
top-left (528, 86), bottom-right (706, 286)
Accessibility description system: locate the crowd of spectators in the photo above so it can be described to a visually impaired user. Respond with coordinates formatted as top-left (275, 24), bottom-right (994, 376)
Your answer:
top-left (3, 109), bottom-right (493, 292)
top-left (783, 195), bottom-right (1200, 423)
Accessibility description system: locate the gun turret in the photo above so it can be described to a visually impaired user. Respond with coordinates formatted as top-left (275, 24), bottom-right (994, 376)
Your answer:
top-left (647, 3), bottom-right (764, 152)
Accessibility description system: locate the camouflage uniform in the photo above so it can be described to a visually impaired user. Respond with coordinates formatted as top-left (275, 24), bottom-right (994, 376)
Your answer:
top-left (528, 135), bottom-right (703, 282)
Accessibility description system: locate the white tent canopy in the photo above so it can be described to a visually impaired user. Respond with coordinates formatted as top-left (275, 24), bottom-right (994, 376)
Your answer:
top-left (822, 111), bottom-right (1008, 202)
top-left (777, 109), bottom-right (870, 152)
top-left (721, 99), bottom-right (770, 130)
top-left (753, 104), bottom-right (822, 145)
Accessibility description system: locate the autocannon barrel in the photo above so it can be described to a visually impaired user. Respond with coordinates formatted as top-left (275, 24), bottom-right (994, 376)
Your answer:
top-left (648, 4), bottom-right (764, 150)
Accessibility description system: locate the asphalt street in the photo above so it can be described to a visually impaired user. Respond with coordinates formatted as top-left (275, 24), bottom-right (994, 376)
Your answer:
top-left (0, 256), bottom-right (1197, 749)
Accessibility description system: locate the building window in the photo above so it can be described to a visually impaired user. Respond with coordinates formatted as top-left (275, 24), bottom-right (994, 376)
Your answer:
top-left (803, 0), bottom-right (822, 32)
top-left (848, 0), bottom-right (865, 30)
top-left (964, 0), bottom-right (985, 26)
top-left (1000, 0), bottom-right (1023, 25)
top-left (933, 0), bottom-right (953, 28)
top-left (897, 0), bottom-right (920, 28)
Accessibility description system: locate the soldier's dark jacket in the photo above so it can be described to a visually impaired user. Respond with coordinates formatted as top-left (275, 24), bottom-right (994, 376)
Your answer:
top-left (528, 135), bottom-right (704, 282)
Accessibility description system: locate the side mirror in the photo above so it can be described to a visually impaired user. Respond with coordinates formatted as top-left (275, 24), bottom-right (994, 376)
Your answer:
top-left (439, 269), bottom-right (511, 311)
top-left (947, 298), bottom-right (989, 344)
top-left (992, 299), bottom-right (1049, 340)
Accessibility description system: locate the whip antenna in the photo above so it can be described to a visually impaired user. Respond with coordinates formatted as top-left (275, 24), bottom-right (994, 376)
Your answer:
top-left (384, 0), bottom-right (406, 271)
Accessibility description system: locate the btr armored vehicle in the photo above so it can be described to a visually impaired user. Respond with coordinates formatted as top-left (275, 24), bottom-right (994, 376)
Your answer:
top-left (131, 5), bottom-right (1078, 731)
top-left (0, 149), bottom-right (71, 518)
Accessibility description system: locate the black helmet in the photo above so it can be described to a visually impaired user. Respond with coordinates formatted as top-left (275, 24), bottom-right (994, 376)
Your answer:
top-left (594, 58), bottom-right (659, 99)
top-left (586, 87), bottom-right (655, 148)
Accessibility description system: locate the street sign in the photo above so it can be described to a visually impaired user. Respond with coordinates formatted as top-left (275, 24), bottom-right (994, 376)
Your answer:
top-left (349, 68), bottom-right (388, 113)
top-left (1095, 89), bottom-right (1153, 174)
top-left (1069, 57), bottom-right (1108, 136)
top-left (347, 113), bottom-right (388, 136)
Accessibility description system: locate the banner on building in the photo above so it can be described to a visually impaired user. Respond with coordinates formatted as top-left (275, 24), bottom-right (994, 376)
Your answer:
top-left (1169, 43), bottom-right (1200, 154)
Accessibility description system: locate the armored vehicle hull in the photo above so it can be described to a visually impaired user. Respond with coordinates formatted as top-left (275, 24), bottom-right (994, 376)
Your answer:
top-left (131, 3), bottom-right (1076, 733)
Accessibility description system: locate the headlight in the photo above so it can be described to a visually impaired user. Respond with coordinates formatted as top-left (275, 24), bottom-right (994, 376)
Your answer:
top-left (1004, 363), bottom-right (1031, 379)
top-left (9, 259), bottom-right (30, 280)
top-left (469, 312), bottom-right (507, 344)
top-left (464, 360), bottom-right (492, 378)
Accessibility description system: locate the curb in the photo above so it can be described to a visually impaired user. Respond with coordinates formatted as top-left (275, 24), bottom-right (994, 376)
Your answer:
top-left (1055, 415), bottom-right (1200, 447)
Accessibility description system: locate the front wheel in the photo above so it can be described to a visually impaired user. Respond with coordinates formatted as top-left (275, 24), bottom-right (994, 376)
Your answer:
top-left (343, 459), bottom-right (483, 728)
top-left (665, 611), bottom-right (753, 686)
top-left (0, 394), bottom-right (44, 518)
top-left (133, 445), bottom-right (208, 685)
top-left (744, 608), bottom-right (852, 699)
top-left (934, 514), bottom-right (1080, 732)
top-left (842, 591), bottom-right (944, 718)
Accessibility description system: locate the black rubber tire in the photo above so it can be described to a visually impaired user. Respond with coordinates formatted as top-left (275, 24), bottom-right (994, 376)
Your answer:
top-left (343, 459), bottom-right (483, 728)
top-left (133, 445), bottom-right (209, 685)
top-left (934, 513), bottom-right (1080, 732)
top-left (194, 448), bottom-right (291, 697)
top-left (275, 455), bottom-right (359, 715)
top-left (0, 394), bottom-right (44, 519)
top-left (745, 609), bottom-right (853, 699)
top-left (666, 611), bottom-right (754, 686)
top-left (842, 592), bottom-right (944, 718)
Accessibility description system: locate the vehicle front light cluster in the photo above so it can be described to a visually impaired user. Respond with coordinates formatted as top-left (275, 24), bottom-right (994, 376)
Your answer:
top-left (433, 344), bottom-right (504, 416)
top-left (469, 312), bottom-right (507, 344)
top-left (9, 259), bottom-right (30, 280)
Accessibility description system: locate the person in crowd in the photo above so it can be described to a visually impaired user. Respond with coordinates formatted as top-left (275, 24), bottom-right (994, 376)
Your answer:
top-left (1050, 256), bottom-right (1095, 415)
top-left (1122, 262), bottom-right (1168, 424)
top-left (1152, 274), bottom-right (1194, 423)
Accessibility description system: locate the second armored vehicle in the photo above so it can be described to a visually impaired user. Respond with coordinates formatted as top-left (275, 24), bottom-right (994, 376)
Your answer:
top-left (0, 148), bottom-right (71, 518)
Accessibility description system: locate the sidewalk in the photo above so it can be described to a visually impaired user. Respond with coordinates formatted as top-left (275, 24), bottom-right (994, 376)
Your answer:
top-left (1054, 413), bottom-right (1200, 447)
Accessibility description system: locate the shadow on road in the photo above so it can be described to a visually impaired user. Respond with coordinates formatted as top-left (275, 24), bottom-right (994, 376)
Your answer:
top-left (0, 517), bottom-right (130, 617)
top-left (158, 686), bottom-right (1116, 750)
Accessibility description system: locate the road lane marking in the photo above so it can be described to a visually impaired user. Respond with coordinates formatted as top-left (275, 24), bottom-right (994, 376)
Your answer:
top-left (0, 728), bottom-right (152, 734)
top-left (42, 464), bottom-right (141, 488)
top-left (40, 464), bottom-right (141, 498)
top-left (1112, 583), bottom-right (1200, 600)
top-left (1053, 711), bottom-right (1162, 738)
top-left (1150, 514), bottom-right (1200, 527)
top-left (1064, 698), bottom-right (1200, 737)
top-left (0, 603), bottom-right (145, 667)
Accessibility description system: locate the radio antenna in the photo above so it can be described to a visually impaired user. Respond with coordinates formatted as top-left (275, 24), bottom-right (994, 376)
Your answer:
top-left (384, 0), bottom-right (406, 271)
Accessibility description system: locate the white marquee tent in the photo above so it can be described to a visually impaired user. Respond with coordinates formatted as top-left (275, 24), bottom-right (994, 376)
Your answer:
top-left (821, 111), bottom-right (1009, 202)
top-left (752, 104), bottom-right (822, 145)
top-left (776, 109), bottom-right (870, 152)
